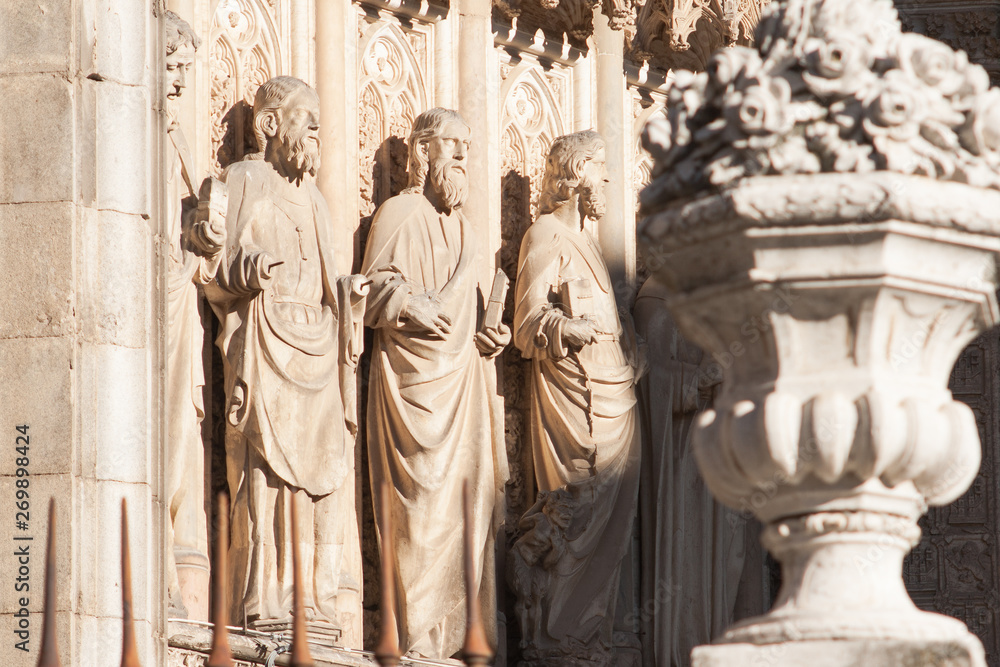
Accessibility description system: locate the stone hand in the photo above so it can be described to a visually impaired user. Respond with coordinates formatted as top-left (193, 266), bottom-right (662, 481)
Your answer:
top-left (247, 251), bottom-right (280, 292)
top-left (562, 316), bottom-right (598, 349)
top-left (403, 292), bottom-right (453, 339)
top-left (476, 322), bottom-right (511, 359)
top-left (189, 208), bottom-right (226, 254)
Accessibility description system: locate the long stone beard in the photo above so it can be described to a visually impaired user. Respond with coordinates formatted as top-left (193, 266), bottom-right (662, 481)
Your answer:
top-left (429, 158), bottom-right (468, 211)
top-left (579, 176), bottom-right (606, 221)
top-left (278, 129), bottom-right (321, 179)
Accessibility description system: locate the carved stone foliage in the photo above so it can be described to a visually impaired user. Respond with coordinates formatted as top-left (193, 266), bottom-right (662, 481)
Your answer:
top-left (640, 0), bottom-right (1000, 211)
top-left (499, 63), bottom-right (567, 529)
top-left (209, 0), bottom-right (284, 173)
top-left (896, 3), bottom-right (1000, 85)
top-left (357, 20), bottom-right (430, 255)
top-left (493, 0), bottom-right (635, 49)
top-left (629, 0), bottom-right (768, 72)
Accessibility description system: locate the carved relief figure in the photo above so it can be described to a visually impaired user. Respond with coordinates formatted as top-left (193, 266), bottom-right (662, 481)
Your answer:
top-left (633, 275), bottom-right (750, 667)
top-left (509, 130), bottom-right (642, 666)
top-left (164, 11), bottom-right (225, 621)
top-left (205, 76), bottom-right (367, 634)
top-left (361, 108), bottom-right (511, 659)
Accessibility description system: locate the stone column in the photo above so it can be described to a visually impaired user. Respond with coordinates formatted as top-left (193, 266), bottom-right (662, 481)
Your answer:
top-left (593, 12), bottom-right (635, 299)
top-left (0, 2), bottom-right (163, 665)
top-left (458, 0), bottom-right (505, 655)
top-left (638, 0), bottom-right (1000, 664)
top-left (315, 0), bottom-right (364, 648)
top-left (316, 0), bottom-right (360, 272)
top-left (459, 0), bottom-right (501, 265)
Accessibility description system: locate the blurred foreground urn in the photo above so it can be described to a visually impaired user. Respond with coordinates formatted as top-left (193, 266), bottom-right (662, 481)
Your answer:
top-left (638, 0), bottom-right (1000, 662)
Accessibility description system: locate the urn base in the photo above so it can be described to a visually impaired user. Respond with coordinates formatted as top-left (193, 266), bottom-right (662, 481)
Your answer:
top-left (692, 636), bottom-right (986, 667)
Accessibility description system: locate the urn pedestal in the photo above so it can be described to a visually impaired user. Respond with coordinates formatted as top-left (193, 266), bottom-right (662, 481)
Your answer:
top-left (639, 173), bottom-right (1000, 667)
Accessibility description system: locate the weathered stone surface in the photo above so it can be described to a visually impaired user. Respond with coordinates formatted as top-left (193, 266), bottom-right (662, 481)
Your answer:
top-left (0, 337), bottom-right (74, 475)
top-left (0, 2), bottom-right (72, 74)
top-left (692, 638), bottom-right (987, 667)
top-left (0, 202), bottom-right (76, 339)
top-left (0, 75), bottom-right (74, 204)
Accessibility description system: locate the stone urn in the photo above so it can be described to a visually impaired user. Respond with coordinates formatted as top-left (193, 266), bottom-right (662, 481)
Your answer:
top-left (638, 0), bottom-right (1000, 663)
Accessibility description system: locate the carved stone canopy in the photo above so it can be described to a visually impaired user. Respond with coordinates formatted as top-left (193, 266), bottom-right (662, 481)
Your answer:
top-left (493, 0), bottom-right (635, 48)
top-left (629, 0), bottom-right (769, 72)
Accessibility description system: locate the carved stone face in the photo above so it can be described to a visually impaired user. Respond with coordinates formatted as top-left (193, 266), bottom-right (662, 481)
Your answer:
top-left (424, 119), bottom-right (470, 210)
top-left (273, 85), bottom-right (322, 177)
top-left (425, 120), bottom-right (471, 164)
top-left (579, 146), bottom-right (608, 220)
top-left (165, 43), bottom-right (195, 102)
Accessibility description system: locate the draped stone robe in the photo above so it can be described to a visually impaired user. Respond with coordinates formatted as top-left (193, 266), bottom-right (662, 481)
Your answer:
top-left (362, 192), bottom-right (500, 659)
top-left (207, 159), bottom-right (364, 626)
top-left (165, 121), bottom-right (220, 618)
top-left (510, 215), bottom-right (641, 666)
top-left (633, 276), bottom-right (751, 667)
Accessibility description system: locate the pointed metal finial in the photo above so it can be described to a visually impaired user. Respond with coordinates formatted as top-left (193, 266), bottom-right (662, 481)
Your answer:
top-left (206, 493), bottom-right (234, 667)
top-left (462, 480), bottom-right (492, 667)
top-left (121, 499), bottom-right (141, 667)
top-left (289, 493), bottom-right (314, 667)
top-left (374, 482), bottom-right (401, 667)
top-left (37, 499), bottom-right (60, 667)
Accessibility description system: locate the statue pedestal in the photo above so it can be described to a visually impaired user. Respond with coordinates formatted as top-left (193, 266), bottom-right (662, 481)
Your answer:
top-left (692, 638), bottom-right (986, 667)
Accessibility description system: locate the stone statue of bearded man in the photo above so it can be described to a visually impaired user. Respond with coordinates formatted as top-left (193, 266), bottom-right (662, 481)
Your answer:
top-left (206, 76), bottom-right (367, 639)
top-left (362, 108), bottom-right (510, 659)
top-left (510, 130), bottom-right (642, 667)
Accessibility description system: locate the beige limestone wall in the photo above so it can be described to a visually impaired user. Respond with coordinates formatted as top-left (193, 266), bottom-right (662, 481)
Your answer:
top-left (0, 2), bottom-right (164, 665)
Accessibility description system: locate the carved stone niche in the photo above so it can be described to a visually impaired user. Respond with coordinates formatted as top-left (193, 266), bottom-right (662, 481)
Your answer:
top-left (638, 0), bottom-right (1000, 663)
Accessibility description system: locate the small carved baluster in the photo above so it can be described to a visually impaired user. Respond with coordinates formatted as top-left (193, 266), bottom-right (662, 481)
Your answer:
top-left (462, 480), bottom-right (493, 667)
top-left (121, 499), bottom-right (141, 667)
top-left (37, 499), bottom-right (60, 667)
top-left (207, 493), bottom-right (234, 667)
top-left (289, 493), bottom-right (314, 667)
top-left (374, 482), bottom-right (401, 667)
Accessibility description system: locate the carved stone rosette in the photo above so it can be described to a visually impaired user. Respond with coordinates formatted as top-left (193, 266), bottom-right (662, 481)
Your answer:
top-left (638, 0), bottom-right (1000, 656)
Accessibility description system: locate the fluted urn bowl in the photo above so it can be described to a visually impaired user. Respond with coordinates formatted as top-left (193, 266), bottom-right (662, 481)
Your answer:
top-left (639, 172), bottom-right (1000, 645)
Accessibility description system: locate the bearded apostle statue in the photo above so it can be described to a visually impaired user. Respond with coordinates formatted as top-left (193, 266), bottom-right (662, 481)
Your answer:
top-left (509, 130), bottom-right (643, 666)
top-left (164, 10), bottom-right (225, 620)
top-left (361, 107), bottom-right (511, 659)
top-left (205, 76), bottom-right (368, 638)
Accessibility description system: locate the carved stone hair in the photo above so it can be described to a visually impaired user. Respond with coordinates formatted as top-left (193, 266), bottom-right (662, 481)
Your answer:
top-left (403, 107), bottom-right (469, 193)
top-left (164, 10), bottom-right (201, 56)
top-left (537, 130), bottom-right (605, 215)
top-left (248, 76), bottom-right (315, 160)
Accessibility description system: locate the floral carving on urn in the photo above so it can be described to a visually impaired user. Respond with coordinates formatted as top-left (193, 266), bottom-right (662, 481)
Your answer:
top-left (639, 0), bottom-right (1000, 655)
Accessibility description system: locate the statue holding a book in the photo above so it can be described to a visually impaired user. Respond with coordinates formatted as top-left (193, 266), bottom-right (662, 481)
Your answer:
top-left (361, 107), bottom-right (511, 659)
top-left (509, 130), bottom-right (643, 666)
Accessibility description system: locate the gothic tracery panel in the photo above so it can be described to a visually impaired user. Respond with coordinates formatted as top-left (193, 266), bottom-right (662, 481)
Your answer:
top-left (357, 19), bottom-right (432, 250)
top-left (209, 0), bottom-right (285, 172)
